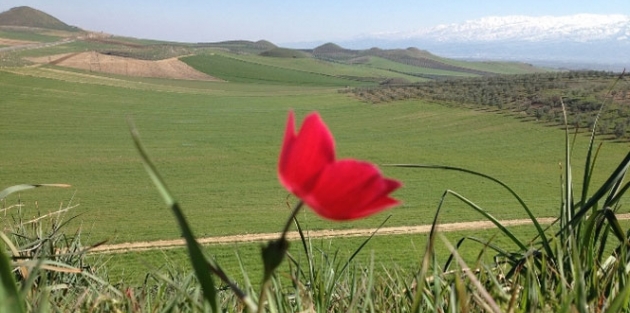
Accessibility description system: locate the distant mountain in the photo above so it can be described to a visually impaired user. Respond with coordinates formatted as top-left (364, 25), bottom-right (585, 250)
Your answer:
top-left (336, 14), bottom-right (630, 69)
top-left (307, 43), bottom-right (498, 76)
top-left (0, 6), bottom-right (80, 31)
top-left (387, 14), bottom-right (630, 42)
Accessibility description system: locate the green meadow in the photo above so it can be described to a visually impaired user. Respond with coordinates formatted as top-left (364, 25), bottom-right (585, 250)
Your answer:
top-left (182, 52), bottom-right (419, 84)
top-left (0, 28), bottom-right (61, 42)
top-left (3, 10), bottom-right (630, 309)
top-left (2, 63), bottom-right (629, 250)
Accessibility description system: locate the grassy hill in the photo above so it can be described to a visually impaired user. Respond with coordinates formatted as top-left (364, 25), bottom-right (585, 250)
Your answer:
top-left (0, 6), bottom-right (80, 31)
top-left (181, 50), bottom-right (431, 85)
top-left (193, 39), bottom-right (277, 54)
top-left (306, 43), bottom-right (545, 77)
top-left (181, 52), bottom-right (372, 86)
top-left (259, 47), bottom-right (310, 58)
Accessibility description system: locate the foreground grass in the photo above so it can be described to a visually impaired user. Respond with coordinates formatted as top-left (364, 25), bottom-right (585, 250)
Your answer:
top-left (2, 69), bottom-right (629, 245)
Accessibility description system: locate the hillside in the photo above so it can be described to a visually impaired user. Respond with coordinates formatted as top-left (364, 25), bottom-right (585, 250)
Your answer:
top-left (25, 51), bottom-right (221, 81)
top-left (0, 6), bottom-right (80, 31)
top-left (0, 6), bottom-right (546, 82)
top-left (346, 70), bottom-right (630, 139)
top-left (307, 43), bottom-right (542, 77)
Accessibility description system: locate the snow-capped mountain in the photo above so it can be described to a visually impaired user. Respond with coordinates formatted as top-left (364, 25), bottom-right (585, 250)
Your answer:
top-left (385, 14), bottom-right (630, 42)
top-left (342, 14), bottom-right (630, 69)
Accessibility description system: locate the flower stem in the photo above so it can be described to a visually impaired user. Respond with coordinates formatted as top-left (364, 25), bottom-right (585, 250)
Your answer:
top-left (257, 200), bottom-right (304, 313)
top-left (281, 200), bottom-right (304, 240)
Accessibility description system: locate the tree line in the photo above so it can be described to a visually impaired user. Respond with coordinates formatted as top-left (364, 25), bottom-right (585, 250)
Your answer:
top-left (345, 71), bottom-right (630, 138)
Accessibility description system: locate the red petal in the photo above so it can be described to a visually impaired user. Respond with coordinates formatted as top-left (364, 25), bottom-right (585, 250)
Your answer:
top-left (302, 160), bottom-right (402, 220)
top-left (278, 111), bottom-right (335, 197)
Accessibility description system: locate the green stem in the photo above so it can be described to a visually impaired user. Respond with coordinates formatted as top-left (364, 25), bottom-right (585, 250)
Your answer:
top-left (281, 200), bottom-right (304, 240)
top-left (257, 200), bottom-right (304, 313)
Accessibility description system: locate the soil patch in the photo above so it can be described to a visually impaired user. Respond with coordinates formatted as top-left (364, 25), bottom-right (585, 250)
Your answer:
top-left (26, 51), bottom-right (221, 81)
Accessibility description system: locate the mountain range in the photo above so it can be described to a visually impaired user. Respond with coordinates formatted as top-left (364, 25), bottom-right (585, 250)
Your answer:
top-left (289, 14), bottom-right (630, 70)
top-left (1, 5), bottom-right (627, 70)
top-left (376, 14), bottom-right (630, 43)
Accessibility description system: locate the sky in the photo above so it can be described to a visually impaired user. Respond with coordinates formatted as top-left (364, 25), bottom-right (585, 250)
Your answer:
top-left (1, 0), bottom-right (629, 45)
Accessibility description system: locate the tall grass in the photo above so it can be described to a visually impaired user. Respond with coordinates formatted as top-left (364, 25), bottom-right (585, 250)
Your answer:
top-left (0, 184), bottom-right (126, 312)
top-left (393, 82), bottom-right (630, 312)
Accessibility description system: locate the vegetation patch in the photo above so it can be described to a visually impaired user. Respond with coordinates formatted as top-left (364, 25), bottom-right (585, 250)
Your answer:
top-left (347, 70), bottom-right (630, 138)
top-left (0, 27), bottom-right (63, 43)
top-left (181, 53), bottom-right (368, 86)
top-left (259, 47), bottom-right (309, 58)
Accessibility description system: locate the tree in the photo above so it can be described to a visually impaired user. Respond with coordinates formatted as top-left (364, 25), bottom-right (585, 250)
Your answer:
top-left (614, 121), bottom-right (626, 139)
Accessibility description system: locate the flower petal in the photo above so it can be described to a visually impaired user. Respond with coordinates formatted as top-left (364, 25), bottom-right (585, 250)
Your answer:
top-left (302, 160), bottom-right (402, 220)
top-left (278, 111), bottom-right (335, 197)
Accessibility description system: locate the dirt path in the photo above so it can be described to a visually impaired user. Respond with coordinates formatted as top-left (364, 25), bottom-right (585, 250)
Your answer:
top-left (91, 214), bottom-right (630, 254)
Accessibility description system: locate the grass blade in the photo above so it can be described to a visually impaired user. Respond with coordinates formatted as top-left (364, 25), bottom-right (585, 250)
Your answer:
top-left (439, 234), bottom-right (502, 313)
top-left (604, 277), bottom-right (630, 312)
top-left (0, 244), bottom-right (25, 313)
top-left (337, 215), bottom-right (391, 276)
top-left (565, 150), bottom-right (630, 231)
top-left (445, 189), bottom-right (527, 251)
top-left (390, 164), bottom-right (553, 257)
top-left (0, 184), bottom-right (70, 200)
top-left (129, 121), bottom-right (218, 311)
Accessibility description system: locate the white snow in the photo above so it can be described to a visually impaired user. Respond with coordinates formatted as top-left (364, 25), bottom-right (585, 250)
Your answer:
top-left (376, 14), bottom-right (630, 43)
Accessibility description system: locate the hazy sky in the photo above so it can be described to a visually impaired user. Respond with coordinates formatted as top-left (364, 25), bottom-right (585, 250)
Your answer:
top-left (1, 1), bottom-right (629, 45)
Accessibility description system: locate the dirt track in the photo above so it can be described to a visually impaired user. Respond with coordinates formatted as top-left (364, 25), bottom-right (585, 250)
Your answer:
top-left (89, 213), bottom-right (630, 254)
top-left (88, 216), bottom-right (561, 254)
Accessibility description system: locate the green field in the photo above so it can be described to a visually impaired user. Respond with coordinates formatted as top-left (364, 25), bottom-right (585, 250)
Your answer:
top-left (2, 64), bottom-right (629, 249)
top-left (0, 28), bottom-right (61, 42)
top-left (195, 51), bottom-right (430, 82)
top-left (181, 53), bottom-right (369, 86)
top-left (181, 52), bottom-right (407, 86)
top-left (433, 56), bottom-right (547, 75)
top-left (360, 56), bottom-right (478, 78)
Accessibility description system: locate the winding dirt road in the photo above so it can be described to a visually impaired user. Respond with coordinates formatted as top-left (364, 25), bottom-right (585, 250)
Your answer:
top-left (91, 214), bottom-right (627, 254)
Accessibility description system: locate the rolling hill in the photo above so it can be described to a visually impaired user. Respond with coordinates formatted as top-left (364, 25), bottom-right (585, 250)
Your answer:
top-left (0, 6), bottom-right (546, 82)
top-left (0, 6), bottom-right (80, 31)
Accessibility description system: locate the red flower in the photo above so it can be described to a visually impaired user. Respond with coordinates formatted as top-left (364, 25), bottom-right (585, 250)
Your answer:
top-left (278, 111), bottom-right (402, 220)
